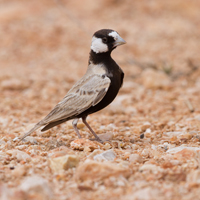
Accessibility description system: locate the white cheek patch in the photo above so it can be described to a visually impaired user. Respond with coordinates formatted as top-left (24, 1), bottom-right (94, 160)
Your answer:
top-left (91, 36), bottom-right (108, 53)
top-left (108, 31), bottom-right (119, 41)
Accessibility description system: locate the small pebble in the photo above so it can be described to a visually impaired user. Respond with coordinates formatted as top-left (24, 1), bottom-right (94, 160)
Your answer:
top-left (129, 154), bottom-right (143, 163)
top-left (140, 133), bottom-right (144, 139)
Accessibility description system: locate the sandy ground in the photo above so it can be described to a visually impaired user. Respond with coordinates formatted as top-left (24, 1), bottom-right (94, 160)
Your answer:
top-left (1, 0), bottom-right (200, 199)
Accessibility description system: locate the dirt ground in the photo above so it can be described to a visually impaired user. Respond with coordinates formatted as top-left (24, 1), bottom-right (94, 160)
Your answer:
top-left (1, 0), bottom-right (200, 199)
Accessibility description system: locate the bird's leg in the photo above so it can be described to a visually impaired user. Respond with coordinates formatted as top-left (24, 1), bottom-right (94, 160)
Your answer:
top-left (82, 116), bottom-right (103, 143)
top-left (72, 118), bottom-right (81, 138)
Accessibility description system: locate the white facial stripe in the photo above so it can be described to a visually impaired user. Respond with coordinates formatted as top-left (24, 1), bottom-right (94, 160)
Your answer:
top-left (108, 31), bottom-right (119, 41)
top-left (91, 36), bottom-right (108, 53)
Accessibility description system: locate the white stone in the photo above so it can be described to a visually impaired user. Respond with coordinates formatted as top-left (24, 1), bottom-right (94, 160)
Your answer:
top-left (167, 146), bottom-right (200, 154)
top-left (48, 155), bottom-right (79, 173)
top-left (98, 132), bottom-right (114, 141)
top-left (19, 175), bottom-right (52, 199)
top-left (139, 164), bottom-right (163, 173)
top-left (131, 187), bottom-right (163, 200)
top-left (164, 132), bottom-right (184, 137)
top-left (145, 128), bottom-right (151, 133)
top-left (6, 150), bottom-right (31, 162)
top-left (151, 145), bottom-right (157, 150)
top-left (93, 149), bottom-right (116, 161)
top-left (129, 154), bottom-right (143, 163)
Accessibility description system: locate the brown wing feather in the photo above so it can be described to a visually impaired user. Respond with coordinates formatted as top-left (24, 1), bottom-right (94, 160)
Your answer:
top-left (40, 74), bottom-right (111, 125)
top-left (20, 73), bottom-right (110, 140)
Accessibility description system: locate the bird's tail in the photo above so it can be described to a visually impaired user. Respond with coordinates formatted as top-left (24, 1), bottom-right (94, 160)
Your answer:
top-left (19, 123), bottom-right (42, 141)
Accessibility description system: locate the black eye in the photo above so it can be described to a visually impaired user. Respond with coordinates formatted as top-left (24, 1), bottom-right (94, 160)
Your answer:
top-left (102, 37), bottom-right (107, 43)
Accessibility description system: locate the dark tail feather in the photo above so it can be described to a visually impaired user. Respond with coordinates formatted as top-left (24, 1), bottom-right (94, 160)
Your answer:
top-left (20, 118), bottom-right (69, 141)
top-left (41, 118), bottom-right (68, 132)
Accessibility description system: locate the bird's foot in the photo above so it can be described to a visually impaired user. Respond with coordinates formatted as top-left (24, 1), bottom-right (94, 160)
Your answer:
top-left (13, 137), bottom-right (20, 142)
top-left (89, 138), bottom-right (104, 144)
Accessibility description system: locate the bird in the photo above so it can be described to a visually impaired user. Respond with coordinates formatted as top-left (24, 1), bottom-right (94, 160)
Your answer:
top-left (19, 29), bottom-right (126, 143)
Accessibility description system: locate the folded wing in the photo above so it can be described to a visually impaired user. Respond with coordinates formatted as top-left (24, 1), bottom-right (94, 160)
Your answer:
top-left (41, 74), bottom-right (111, 124)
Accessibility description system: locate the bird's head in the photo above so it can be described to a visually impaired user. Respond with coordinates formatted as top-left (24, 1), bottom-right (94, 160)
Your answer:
top-left (91, 29), bottom-right (126, 54)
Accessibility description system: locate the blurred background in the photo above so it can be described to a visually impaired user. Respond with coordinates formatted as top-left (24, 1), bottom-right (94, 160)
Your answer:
top-left (0, 0), bottom-right (200, 126)
top-left (1, 1), bottom-right (200, 198)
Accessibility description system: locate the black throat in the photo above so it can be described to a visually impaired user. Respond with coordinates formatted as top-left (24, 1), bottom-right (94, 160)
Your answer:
top-left (89, 50), bottom-right (113, 65)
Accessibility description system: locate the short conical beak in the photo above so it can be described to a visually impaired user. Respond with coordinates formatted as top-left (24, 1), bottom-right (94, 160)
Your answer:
top-left (113, 36), bottom-right (126, 47)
